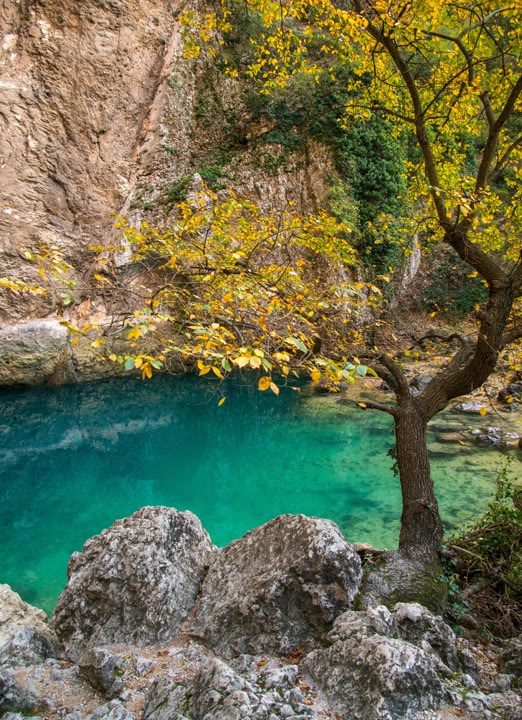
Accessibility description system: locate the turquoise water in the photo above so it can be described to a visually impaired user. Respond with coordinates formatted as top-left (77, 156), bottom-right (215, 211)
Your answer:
top-left (0, 374), bottom-right (517, 614)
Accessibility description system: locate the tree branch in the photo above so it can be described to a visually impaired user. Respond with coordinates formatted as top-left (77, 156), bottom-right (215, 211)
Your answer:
top-left (356, 400), bottom-right (397, 416)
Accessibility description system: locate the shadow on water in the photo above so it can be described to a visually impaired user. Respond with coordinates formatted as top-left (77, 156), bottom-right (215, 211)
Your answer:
top-left (0, 373), bottom-right (518, 613)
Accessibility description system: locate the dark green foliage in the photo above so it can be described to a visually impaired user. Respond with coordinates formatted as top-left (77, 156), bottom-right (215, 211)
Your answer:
top-left (421, 249), bottom-right (488, 319)
top-left (162, 177), bottom-right (192, 210)
top-left (198, 164), bottom-right (227, 191)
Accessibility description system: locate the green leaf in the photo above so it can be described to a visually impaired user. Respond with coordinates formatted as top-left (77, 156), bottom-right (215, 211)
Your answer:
top-left (222, 358), bottom-right (232, 372)
top-left (124, 358), bottom-right (135, 370)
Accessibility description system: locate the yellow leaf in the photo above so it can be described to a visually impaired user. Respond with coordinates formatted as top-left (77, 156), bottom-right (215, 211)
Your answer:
top-left (249, 356), bottom-right (262, 369)
top-left (72, 337), bottom-right (79, 347)
top-left (211, 366), bottom-right (223, 379)
top-left (357, 402), bottom-right (367, 408)
top-left (218, 397), bottom-right (226, 406)
top-left (479, 407), bottom-right (487, 416)
top-left (270, 382), bottom-right (280, 395)
top-left (311, 370), bottom-right (321, 382)
top-left (199, 365), bottom-right (211, 375)
top-left (236, 356), bottom-right (250, 368)
top-left (134, 358), bottom-right (143, 369)
top-left (141, 363), bottom-right (153, 379)
top-left (108, 353), bottom-right (117, 361)
top-left (258, 376), bottom-right (271, 391)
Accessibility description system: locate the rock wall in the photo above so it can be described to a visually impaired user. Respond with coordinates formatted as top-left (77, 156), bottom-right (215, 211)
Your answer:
top-left (0, 0), bottom-right (336, 386)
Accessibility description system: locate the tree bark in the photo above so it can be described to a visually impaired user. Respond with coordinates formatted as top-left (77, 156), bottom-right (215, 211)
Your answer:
top-left (394, 401), bottom-right (444, 559)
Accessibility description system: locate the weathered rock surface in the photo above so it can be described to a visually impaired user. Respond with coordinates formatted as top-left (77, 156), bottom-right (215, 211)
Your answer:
top-left (358, 551), bottom-right (447, 614)
top-left (53, 506), bottom-right (215, 660)
top-left (84, 699), bottom-right (137, 720)
top-left (501, 636), bottom-right (522, 677)
top-left (190, 514), bottom-right (362, 657)
top-left (302, 633), bottom-right (444, 720)
top-left (0, 668), bottom-right (48, 716)
top-left (0, 583), bottom-right (61, 667)
top-left (0, 626), bottom-right (62, 667)
top-left (394, 602), bottom-right (458, 671)
top-left (0, 584), bottom-right (52, 646)
top-left (143, 654), bottom-right (316, 720)
top-left (0, 319), bottom-right (70, 386)
top-left (78, 647), bottom-right (129, 698)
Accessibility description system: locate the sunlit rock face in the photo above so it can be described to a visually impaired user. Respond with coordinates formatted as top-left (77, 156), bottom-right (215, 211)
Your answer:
top-left (53, 506), bottom-right (216, 660)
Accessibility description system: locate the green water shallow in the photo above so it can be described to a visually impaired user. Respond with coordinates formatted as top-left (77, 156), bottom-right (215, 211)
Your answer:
top-left (0, 374), bottom-right (519, 614)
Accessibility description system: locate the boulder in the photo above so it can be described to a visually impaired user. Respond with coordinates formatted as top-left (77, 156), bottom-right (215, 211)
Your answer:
top-left (190, 514), bottom-right (362, 657)
top-left (0, 584), bottom-right (53, 647)
top-left (78, 648), bottom-right (128, 698)
top-left (301, 632), bottom-right (444, 720)
top-left (394, 602), bottom-right (458, 671)
top-left (53, 507), bottom-right (215, 659)
top-left (409, 374), bottom-right (431, 395)
top-left (0, 319), bottom-right (70, 386)
top-left (452, 402), bottom-right (489, 415)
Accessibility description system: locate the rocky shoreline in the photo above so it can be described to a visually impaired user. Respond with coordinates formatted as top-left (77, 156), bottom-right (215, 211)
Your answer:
top-left (1, 508), bottom-right (521, 720)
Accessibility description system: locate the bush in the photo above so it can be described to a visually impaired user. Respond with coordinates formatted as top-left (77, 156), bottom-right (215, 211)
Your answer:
top-left (447, 459), bottom-right (522, 637)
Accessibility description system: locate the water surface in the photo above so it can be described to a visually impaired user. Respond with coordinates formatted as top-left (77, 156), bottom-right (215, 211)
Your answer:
top-left (0, 374), bottom-right (518, 613)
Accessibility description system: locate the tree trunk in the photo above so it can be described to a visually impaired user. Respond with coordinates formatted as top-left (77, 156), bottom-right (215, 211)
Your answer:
top-left (395, 401), bottom-right (444, 559)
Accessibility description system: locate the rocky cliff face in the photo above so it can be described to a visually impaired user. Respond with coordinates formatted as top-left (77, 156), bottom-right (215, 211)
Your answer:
top-left (0, 0), bottom-right (334, 386)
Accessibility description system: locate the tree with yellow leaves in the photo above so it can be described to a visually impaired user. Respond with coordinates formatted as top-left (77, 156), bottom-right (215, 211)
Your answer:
top-left (179, 0), bottom-right (522, 570)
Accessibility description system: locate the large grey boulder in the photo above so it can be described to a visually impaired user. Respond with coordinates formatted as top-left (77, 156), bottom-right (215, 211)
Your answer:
top-left (190, 514), bottom-right (362, 657)
top-left (53, 507), bottom-right (215, 660)
top-left (301, 630), bottom-right (444, 720)
top-left (0, 584), bottom-right (52, 646)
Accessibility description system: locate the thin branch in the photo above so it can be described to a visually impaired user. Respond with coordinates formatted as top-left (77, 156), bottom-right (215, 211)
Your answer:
top-left (356, 400), bottom-right (397, 416)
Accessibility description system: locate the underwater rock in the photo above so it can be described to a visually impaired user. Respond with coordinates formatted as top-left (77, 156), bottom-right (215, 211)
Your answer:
top-left (190, 514), bottom-right (362, 657)
top-left (452, 402), bottom-right (489, 414)
top-left (53, 506), bottom-right (215, 660)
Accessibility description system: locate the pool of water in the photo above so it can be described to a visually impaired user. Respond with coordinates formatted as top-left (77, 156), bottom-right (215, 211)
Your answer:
top-left (0, 373), bottom-right (518, 613)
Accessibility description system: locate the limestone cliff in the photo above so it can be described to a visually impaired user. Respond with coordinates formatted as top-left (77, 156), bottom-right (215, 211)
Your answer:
top-left (0, 0), bottom-right (333, 385)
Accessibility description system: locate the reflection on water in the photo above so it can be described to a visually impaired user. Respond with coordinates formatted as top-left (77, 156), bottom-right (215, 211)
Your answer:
top-left (0, 374), bottom-right (519, 613)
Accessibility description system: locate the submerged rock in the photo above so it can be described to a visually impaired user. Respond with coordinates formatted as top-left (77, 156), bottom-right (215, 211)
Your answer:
top-left (53, 506), bottom-right (215, 660)
top-left (190, 514), bottom-right (362, 658)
